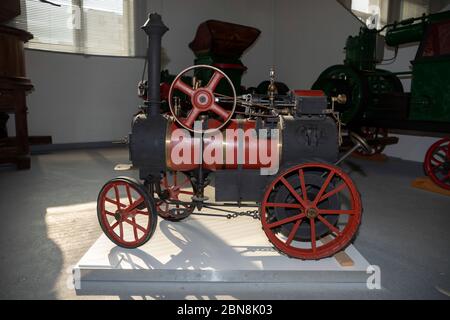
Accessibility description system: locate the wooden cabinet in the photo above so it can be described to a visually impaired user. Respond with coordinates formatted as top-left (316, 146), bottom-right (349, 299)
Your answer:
top-left (0, 25), bottom-right (34, 169)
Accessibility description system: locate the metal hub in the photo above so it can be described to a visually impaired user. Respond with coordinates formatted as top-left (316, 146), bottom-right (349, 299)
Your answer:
top-left (114, 210), bottom-right (122, 221)
top-left (192, 89), bottom-right (213, 111)
top-left (306, 207), bottom-right (319, 219)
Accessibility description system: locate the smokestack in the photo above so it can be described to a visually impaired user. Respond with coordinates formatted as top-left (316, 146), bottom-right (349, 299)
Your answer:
top-left (142, 13), bottom-right (169, 117)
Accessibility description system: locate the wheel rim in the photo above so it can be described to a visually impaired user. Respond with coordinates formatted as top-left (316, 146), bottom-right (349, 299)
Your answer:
top-left (261, 163), bottom-right (362, 260)
top-left (424, 138), bottom-right (450, 190)
top-left (168, 65), bottom-right (237, 133)
top-left (98, 180), bottom-right (153, 247)
top-left (156, 171), bottom-right (195, 220)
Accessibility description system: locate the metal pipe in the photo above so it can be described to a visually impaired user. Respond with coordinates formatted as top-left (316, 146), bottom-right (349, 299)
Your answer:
top-left (142, 13), bottom-right (168, 117)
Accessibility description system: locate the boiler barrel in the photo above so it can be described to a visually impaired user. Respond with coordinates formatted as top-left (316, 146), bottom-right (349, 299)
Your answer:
top-left (385, 23), bottom-right (425, 47)
top-left (165, 119), bottom-right (281, 171)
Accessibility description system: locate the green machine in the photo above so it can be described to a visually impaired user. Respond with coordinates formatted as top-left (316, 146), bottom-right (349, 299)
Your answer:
top-left (312, 10), bottom-right (450, 139)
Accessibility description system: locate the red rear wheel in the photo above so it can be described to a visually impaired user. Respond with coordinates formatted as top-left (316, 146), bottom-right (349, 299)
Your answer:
top-left (155, 171), bottom-right (195, 221)
top-left (261, 163), bottom-right (362, 260)
top-left (424, 138), bottom-right (450, 190)
top-left (97, 177), bottom-right (157, 248)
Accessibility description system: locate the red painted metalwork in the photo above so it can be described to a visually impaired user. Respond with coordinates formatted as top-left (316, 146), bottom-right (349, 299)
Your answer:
top-left (424, 137), bottom-right (450, 190)
top-left (212, 63), bottom-right (248, 71)
top-left (156, 171), bottom-right (195, 221)
top-left (97, 178), bottom-right (156, 248)
top-left (166, 118), bottom-right (279, 171)
top-left (293, 90), bottom-right (325, 97)
top-left (260, 163), bottom-right (362, 260)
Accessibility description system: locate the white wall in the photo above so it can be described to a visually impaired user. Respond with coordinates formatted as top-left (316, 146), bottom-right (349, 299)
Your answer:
top-left (23, 50), bottom-right (144, 144)
top-left (273, 0), bottom-right (361, 89)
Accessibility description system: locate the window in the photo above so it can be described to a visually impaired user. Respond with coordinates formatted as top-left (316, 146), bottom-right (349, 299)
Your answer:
top-left (400, 0), bottom-right (430, 20)
top-left (9, 0), bottom-right (135, 57)
top-left (338, 0), bottom-right (436, 29)
top-left (338, 0), bottom-right (391, 29)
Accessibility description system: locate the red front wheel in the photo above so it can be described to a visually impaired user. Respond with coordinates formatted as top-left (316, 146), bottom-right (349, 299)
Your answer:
top-left (261, 163), bottom-right (362, 260)
top-left (424, 138), bottom-right (450, 190)
top-left (97, 177), bottom-right (157, 248)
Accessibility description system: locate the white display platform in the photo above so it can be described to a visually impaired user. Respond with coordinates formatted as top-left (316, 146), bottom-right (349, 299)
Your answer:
top-left (74, 214), bottom-right (371, 295)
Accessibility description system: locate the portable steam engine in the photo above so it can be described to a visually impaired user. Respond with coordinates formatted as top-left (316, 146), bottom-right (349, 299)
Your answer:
top-left (97, 14), bottom-right (370, 260)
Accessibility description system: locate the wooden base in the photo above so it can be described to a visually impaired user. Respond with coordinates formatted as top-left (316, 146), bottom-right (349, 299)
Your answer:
top-left (322, 235), bottom-right (355, 267)
top-left (351, 152), bottom-right (388, 162)
top-left (412, 177), bottom-right (450, 197)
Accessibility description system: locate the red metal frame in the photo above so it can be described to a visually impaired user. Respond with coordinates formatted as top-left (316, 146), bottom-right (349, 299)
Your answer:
top-left (260, 163), bottom-right (362, 260)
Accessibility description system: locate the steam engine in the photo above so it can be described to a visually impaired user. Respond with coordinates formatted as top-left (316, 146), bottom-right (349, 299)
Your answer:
top-left (96, 13), bottom-right (364, 261)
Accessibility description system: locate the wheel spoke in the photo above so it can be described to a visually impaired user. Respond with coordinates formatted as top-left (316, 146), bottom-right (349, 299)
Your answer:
top-left (105, 197), bottom-right (126, 208)
top-left (124, 218), bottom-right (147, 233)
top-left (319, 183), bottom-right (346, 203)
top-left (286, 218), bottom-right (303, 246)
top-left (173, 172), bottom-right (177, 187)
top-left (280, 177), bottom-right (308, 208)
top-left (206, 71), bottom-right (224, 91)
top-left (317, 215), bottom-right (341, 236)
top-left (125, 184), bottom-right (133, 205)
top-left (135, 210), bottom-right (149, 216)
top-left (163, 174), bottom-right (168, 188)
top-left (310, 218), bottom-right (317, 253)
top-left (298, 169), bottom-right (308, 202)
top-left (318, 209), bottom-right (355, 215)
top-left (110, 221), bottom-right (120, 230)
top-left (180, 177), bottom-right (191, 187)
top-left (125, 197), bottom-right (144, 213)
top-left (265, 202), bottom-right (302, 209)
top-left (313, 170), bottom-right (335, 206)
top-left (104, 211), bottom-right (115, 217)
top-left (432, 163), bottom-right (445, 171)
top-left (131, 217), bottom-right (138, 241)
top-left (210, 103), bottom-right (230, 120)
top-left (174, 79), bottom-right (195, 97)
top-left (184, 108), bottom-right (202, 128)
top-left (267, 213), bottom-right (306, 229)
top-left (113, 185), bottom-right (121, 210)
top-left (431, 159), bottom-right (444, 167)
top-left (119, 221), bottom-right (124, 239)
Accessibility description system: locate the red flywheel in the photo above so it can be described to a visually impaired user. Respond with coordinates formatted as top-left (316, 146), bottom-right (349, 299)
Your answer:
top-left (97, 177), bottom-right (157, 248)
top-left (261, 163), bottom-right (362, 260)
top-left (424, 137), bottom-right (450, 190)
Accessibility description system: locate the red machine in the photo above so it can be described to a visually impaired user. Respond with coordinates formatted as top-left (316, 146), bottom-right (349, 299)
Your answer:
top-left (424, 138), bottom-right (450, 190)
top-left (97, 14), bottom-right (370, 260)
